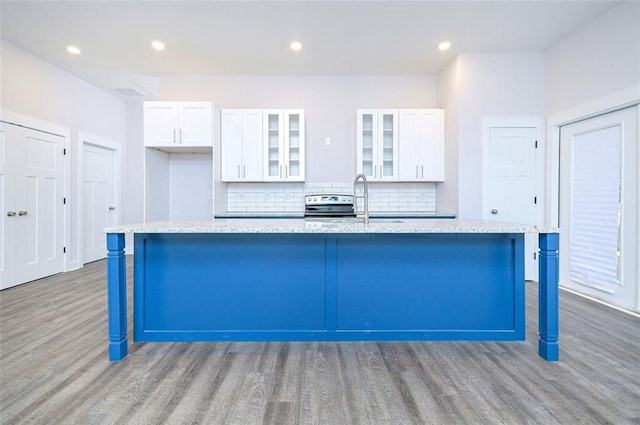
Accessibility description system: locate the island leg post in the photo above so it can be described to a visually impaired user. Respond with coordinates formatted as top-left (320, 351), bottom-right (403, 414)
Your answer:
top-left (538, 233), bottom-right (559, 361)
top-left (107, 233), bottom-right (128, 361)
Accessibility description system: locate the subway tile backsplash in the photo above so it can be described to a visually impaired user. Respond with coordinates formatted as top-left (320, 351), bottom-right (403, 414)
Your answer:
top-left (226, 182), bottom-right (437, 213)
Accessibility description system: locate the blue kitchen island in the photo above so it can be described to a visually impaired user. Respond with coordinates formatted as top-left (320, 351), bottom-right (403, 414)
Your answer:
top-left (106, 219), bottom-right (559, 362)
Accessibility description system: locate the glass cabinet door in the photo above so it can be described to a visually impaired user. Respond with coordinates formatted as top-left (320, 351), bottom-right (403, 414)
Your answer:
top-left (264, 111), bottom-right (282, 179)
top-left (381, 112), bottom-right (395, 179)
top-left (357, 110), bottom-right (377, 179)
top-left (285, 113), bottom-right (302, 178)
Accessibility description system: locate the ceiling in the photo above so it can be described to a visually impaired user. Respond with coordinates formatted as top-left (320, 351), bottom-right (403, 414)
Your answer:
top-left (0, 0), bottom-right (620, 100)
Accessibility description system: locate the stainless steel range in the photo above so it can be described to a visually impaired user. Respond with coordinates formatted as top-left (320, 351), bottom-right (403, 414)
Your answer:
top-left (304, 194), bottom-right (355, 218)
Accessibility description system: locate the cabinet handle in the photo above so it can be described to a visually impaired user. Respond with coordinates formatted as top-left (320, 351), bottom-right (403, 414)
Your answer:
top-left (18, 210), bottom-right (28, 216)
top-left (285, 164), bottom-right (288, 179)
top-left (7, 211), bottom-right (16, 217)
top-left (109, 206), bottom-right (116, 211)
top-left (237, 164), bottom-right (241, 179)
top-left (179, 128), bottom-right (182, 144)
top-left (421, 165), bottom-right (424, 179)
top-left (173, 128), bottom-right (176, 144)
top-left (416, 165), bottom-right (418, 178)
top-left (243, 165), bottom-right (246, 179)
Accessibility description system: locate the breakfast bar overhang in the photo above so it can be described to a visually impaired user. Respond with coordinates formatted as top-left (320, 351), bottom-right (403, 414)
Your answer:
top-left (106, 219), bottom-right (559, 362)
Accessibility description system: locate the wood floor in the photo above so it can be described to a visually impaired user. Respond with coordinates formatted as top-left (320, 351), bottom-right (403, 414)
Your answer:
top-left (1, 259), bottom-right (639, 425)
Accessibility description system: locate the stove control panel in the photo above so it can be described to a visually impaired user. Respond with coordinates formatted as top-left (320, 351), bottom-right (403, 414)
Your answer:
top-left (305, 194), bottom-right (354, 205)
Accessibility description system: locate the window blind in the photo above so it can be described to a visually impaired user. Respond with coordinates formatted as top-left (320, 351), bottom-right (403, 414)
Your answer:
top-left (569, 124), bottom-right (622, 294)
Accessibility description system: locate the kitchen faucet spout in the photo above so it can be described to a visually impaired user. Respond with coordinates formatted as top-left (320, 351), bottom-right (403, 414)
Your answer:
top-left (353, 173), bottom-right (369, 224)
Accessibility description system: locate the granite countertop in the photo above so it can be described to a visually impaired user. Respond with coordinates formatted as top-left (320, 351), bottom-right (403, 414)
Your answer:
top-left (215, 211), bottom-right (457, 219)
top-left (106, 218), bottom-right (558, 234)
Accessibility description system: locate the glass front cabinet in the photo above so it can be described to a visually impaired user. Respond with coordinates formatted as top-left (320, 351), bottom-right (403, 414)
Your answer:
top-left (263, 109), bottom-right (305, 182)
top-left (356, 109), bottom-right (399, 181)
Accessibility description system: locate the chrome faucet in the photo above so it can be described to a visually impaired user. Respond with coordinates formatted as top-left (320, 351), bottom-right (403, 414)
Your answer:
top-left (353, 173), bottom-right (369, 224)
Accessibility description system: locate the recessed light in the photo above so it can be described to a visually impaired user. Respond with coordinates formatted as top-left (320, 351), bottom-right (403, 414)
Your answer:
top-left (151, 40), bottom-right (165, 51)
top-left (438, 41), bottom-right (451, 51)
top-left (66, 45), bottom-right (81, 55)
top-left (290, 40), bottom-right (302, 52)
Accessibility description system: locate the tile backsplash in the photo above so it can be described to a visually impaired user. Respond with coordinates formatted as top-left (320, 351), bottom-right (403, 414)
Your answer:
top-left (227, 182), bottom-right (437, 213)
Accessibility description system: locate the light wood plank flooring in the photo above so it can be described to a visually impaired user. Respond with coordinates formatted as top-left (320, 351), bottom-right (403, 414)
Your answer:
top-left (1, 259), bottom-right (639, 424)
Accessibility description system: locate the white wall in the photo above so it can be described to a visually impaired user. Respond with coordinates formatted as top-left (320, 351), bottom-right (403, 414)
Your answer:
top-left (159, 76), bottom-right (436, 184)
top-left (544, 1), bottom-right (640, 116)
top-left (1, 40), bottom-right (126, 269)
top-left (451, 53), bottom-right (545, 219)
top-left (435, 57), bottom-right (460, 215)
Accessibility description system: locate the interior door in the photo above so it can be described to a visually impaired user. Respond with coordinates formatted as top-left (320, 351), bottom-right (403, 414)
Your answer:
top-left (484, 124), bottom-right (539, 280)
top-left (11, 125), bottom-right (65, 285)
top-left (83, 143), bottom-right (114, 263)
top-left (559, 106), bottom-right (638, 310)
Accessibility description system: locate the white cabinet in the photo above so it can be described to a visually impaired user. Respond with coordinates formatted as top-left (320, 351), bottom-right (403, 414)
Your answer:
top-left (398, 109), bottom-right (445, 181)
top-left (144, 102), bottom-right (213, 148)
top-left (356, 109), bottom-right (398, 181)
top-left (221, 109), bottom-right (263, 182)
top-left (263, 109), bottom-right (305, 182)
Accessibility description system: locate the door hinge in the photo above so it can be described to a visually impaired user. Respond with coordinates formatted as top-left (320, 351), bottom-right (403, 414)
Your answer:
top-left (63, 247), bottom-right (66, 254)
top-left (535, 140), bottom-right (538, 148)
top-left (534, 196), bottom-right (537, 204)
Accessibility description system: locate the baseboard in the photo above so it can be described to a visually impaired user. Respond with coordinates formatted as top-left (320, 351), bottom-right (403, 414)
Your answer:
top-left (560, 286), bottom-right (640, 318)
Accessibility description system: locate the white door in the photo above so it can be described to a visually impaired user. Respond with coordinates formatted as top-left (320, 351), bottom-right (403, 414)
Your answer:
top-left (483, 122), bottom-right (540, 280)
top-left (1, 122), bottom-right (65, 289)
top-left (83, 143), bottom-right (114, 263)
top-left (559, 107), bottom-right (638, 310)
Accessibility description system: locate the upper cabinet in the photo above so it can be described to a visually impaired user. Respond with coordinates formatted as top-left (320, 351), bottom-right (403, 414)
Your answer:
top-left (263, 109), bottom-right (306, 182)
top-left (356, 109), bottom-right (399, 181)
top-left (357, 108), bottom-right (444, 182)
top-left (398, 109), bottom-right (445, 182)
top-left (144, 102), bottom-right (213, 148)
top-left (221, 109), bottom-right (263, 182)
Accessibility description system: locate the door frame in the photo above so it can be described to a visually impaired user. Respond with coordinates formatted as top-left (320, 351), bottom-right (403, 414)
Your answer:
top-left (77, 132), bottom-right (122, 266)
top-left (0, 109), bottom-right (71, 273)
top-left (547, 85), bottom-right (640, 313)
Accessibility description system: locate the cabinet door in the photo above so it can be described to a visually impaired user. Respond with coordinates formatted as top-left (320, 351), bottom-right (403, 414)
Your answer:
top-left (418, 109), bottom-right (445, 181)
top-left (263, 110), bottom-right (283, 180)
top-left (356, 110), bottom-right (378, 180)
top-left (284, 110), bottom-right (305, 181)
top-left (178, 102), bottom-right (213, 146)
top-left (221, 109), bottom-right (243, 182)
top-left (242, 109), bottom-right (264, 181)
top-left (377, 109), bottom-right (398, 181)
top-left (398, 110), bottom-right (421, 181)
top-left (144, 102), bottom-right (178, 147)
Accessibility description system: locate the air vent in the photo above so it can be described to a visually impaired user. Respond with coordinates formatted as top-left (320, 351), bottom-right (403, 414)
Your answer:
top-left (114, 87), bottom-right (145, 97)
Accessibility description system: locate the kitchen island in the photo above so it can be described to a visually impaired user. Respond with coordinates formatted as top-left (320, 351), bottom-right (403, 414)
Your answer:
top-left (106, 219), bottom-right (559, 361)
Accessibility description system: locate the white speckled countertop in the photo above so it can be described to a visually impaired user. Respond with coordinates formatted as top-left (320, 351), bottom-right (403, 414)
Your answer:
top-left (105, 218), bottom-right (558, 234)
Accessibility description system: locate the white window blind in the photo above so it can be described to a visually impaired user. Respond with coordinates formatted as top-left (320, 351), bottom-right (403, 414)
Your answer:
top-left (569, 125), bottom-right (622, 293)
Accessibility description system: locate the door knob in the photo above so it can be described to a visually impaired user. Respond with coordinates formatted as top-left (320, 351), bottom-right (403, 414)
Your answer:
top-left (7, 211), bottom-right (17, 217)
top-left (18, 211), bottom-right (28, 216)
top-left (491, 209), bottom-right (498, 215)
